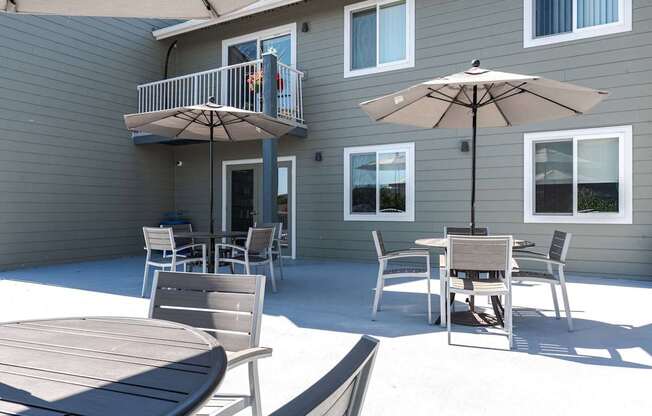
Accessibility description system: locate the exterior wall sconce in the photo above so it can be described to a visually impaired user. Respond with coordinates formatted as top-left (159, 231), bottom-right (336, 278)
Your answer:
top-left (460, 141), bottom-right (470, 153)
top-left (302, 22), bottom-right (310, 32)
top-left (176, 161), bottom-right (183, 167)
top-left (314, 151), bottom-right (322, 161)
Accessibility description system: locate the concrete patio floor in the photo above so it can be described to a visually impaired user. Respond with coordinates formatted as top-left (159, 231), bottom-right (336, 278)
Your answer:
top-left (1, 257), bottom-right (651, 415)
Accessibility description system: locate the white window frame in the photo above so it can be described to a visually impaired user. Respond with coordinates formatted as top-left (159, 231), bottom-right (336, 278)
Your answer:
top-left (221, 23), bottom-right (297, 68)
top-left (523, 0), bottom-right (632, 48)
top-left (524, 125), bottom-right (632, 224)
top-left (344, 142), bottom-right (415, 222)
top-left (343, 0), bottom-right (415, 78)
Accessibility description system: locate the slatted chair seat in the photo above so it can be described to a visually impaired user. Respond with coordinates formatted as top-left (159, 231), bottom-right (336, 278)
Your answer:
top-left (384, 265), bottom-right (429, 275)
top-left (449, 277), bottom-right (507, 293)
top-left (512, 270), bottom-right (556, 281)
top-left (195, 396), bottom-right (249, 416)
top-left (230, 254), bottom-right (269, 263)
top-left (217, 227), bottom-right (277, 292)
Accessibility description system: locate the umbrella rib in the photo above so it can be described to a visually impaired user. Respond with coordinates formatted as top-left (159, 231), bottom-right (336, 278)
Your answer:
top-left (173, 111), bottom-right (204, 138)
top-left (477, 83), bottom-right (495, 106)
top-left (215, 111), bottom-right (234, 141)
top-left (374, 86), bottom-right (448, 122)
top-left (508, 83), bottom-right (584, 115)
top-left (485, 87), bottom-right (511, 127)
top-left (229, 112), bottom-right (289, 138)
top-left (427, 87), bottom-right (471, 107)
top-left (432, 88), bottom-right (464, 128)
top-left (478, 82), bottom-right (528, 106)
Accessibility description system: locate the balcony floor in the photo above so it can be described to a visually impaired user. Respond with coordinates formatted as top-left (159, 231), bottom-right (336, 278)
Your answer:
top-left (1, 257), bottom-right (651, 415)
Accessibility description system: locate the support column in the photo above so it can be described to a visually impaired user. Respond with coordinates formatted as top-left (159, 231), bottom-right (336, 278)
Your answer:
top-left (262, 51), bottom-right (279, 223)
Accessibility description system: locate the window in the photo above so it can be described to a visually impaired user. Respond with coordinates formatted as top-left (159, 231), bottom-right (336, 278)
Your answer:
top-left (344, 143), bottom-right (415, 221)
top-left (222, 23), bottom-right (297, 67)
top-left (524, 0), bottom-right (632, 48)
top-left (344, 0), bottom-right (415, 78)
top-left (524, 126), bottom-right (632, 224)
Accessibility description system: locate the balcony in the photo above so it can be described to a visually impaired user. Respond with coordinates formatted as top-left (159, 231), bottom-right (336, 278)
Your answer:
top-left (134, 59), bottom-right (306, 144)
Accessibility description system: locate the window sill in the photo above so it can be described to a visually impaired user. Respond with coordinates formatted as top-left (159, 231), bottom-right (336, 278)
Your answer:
top-left (524, 21), bottom-right (632, 48)
top-left (344, 60), bottom-right (414, 78)
top-left (524, 214), bottom-right (632, 225)
top-left (344, 213), bottom-right (415, 222)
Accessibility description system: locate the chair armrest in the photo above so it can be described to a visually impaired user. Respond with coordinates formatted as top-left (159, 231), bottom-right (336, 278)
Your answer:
top-left (216, 243), bottom-right (247, 253)
top-left (175, 243), bottom-right (206, 252)
top-left (380, 250), bottom-right (430, 260)
top-left (512, 256), bottom-right (565, 266)
top-left (226, 347), bottom-right (273, 370)
top-left (514, 250), bottom-right (548, 258)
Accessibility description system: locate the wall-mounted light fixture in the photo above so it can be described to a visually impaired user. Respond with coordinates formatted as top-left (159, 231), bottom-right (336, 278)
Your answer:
top-left (460, 141), bottom-right (470, 153)
top-left (176, 161), bottom-right (183, 167)
top-left (302, 22), bottom-right (310, 32)
top-left (314, 151), bottom-right (322, 162)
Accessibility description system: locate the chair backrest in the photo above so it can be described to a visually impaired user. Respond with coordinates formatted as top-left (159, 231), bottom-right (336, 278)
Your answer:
top-left (256, 222), bottom-right (284, 241)
top-left (149, 271), bottom-right (266, 352)
top-left (549, 230), bottom-right (572, 262)
top-left (245, 227), bottom-right (275, 253)
top-left (143, 227), bottom-right (175, 251)
top-left (161, 223), bottom-right (193, 246)
top-left (269, 335), bottom-right (379, 416)
top-left (371, 231), bottom-right (386, 258)
top-left (444, 226), bottom-right (489, 236)
top-left (447, 235), bottom-right (513, 275)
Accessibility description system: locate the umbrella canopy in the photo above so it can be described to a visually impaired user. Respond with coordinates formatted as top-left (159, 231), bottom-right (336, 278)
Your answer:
top-left (0, 0), bottom-right (256, 19)
top-left (124, 102), bottom-right (294, 242)
top-left (360, 59), bottom-right (608, 231)
top-left (124, 103), bottom-right (294, 141)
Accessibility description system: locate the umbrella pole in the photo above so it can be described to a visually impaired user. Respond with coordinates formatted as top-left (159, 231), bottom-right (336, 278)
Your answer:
top-left (209, 113), bottom-right (215, 271)
top-left (470, 85), bottom-right (478, 235)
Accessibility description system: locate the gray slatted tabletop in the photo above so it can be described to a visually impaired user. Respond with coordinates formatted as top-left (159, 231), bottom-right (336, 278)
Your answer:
top-left (0, 317), bottom-right (227, 416)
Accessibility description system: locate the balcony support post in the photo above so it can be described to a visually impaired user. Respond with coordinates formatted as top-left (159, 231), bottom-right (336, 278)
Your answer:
top-left (262, 51), bottom-right (279, 224)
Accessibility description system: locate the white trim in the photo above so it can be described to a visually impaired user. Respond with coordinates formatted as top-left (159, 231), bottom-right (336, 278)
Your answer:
top-left (523, 125), bottom-right (633, 224)
top-left (221, 23), bottom-right (297, 68)
top-left (344, 142), bottom-right (415, 222)
top-left (523, 0), bottom-right (632, 48)
top-left (221, 156), bottom-right (297, 259)
top-left (343, 0), bottom-right (415, 78)
top-left (152, 0), bottom-right (305, 40)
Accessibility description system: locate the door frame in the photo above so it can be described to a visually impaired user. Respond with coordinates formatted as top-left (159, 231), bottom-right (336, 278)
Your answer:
top-left (222, 156), bottom-right (297, 259)
top-left (221, 22), bottom-right (298, 68)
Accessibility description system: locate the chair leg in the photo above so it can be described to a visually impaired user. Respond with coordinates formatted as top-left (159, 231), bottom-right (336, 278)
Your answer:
top-left (141, 262), bottom-right (149, 298)
top-left (249, 361), bottom-right (262, 416)
top-left (559, 268), bottom-right (573, 331)
top-left (439, 268), bottom-right (446, 327)
top-left (550, 283), bottom-right (560, 319)
top-left (268, 260), bottom-right (277, 293)
top-left (447, 287), bottom-right (452, 345)
top-left (278, 252), bottom-right (285, 280)
top-left (427, 274), bottom-right (432, 325)
top-left (506, 292), bottom-right (513, 349)
top-left (371, 263), bottom-right (384, 321)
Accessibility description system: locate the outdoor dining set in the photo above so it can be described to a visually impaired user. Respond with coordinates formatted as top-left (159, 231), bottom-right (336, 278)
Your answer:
top-left (371, 227), bottom-right (574, 349)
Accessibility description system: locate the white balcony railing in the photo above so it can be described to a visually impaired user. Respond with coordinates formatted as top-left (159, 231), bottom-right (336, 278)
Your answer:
top-left (137, 59), bottom-right (305, 126)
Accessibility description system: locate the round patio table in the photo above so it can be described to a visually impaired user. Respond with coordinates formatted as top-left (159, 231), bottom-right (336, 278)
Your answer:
top-left (415, 238), bottom-right (535, 327)
top-left (0, 317), bottom-right (227, 416)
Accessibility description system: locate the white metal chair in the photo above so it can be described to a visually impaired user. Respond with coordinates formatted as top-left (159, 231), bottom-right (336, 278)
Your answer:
top-left (142, 227), bottom-right (206, 297)
top-left (445, 235), bottom-right (514, 348)
top-left (512, 230), bottom-right (574, 331)
top-left (438, 227), bottom-right (489, 326)
top-left (256, 222), bottom-right (285, 280)
top-left (268, 335), bottom-right (379, 416)
top-left (371, 231), bottom-right (432, 323)
top-left (216, 227), bottom-right (277, 292)
top-left (160, 223), bottom-right (194, 258)
top-left (149, 271), bottom-right (271, 416)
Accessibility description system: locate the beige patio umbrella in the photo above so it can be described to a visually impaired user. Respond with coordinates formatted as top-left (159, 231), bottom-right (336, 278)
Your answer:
top-left (124, 102), bottom-right (294, 236)
top-left (0, 0), bottom-right (257, 19)
top-left (360, 59), bottom-right (608, 232)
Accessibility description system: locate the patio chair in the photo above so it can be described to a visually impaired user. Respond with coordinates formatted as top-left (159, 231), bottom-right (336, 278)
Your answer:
top-left (437, 227), bottom-right (489, 326)
top-left (216, 227), bottom-right (277, 292)
top-left (160, 223), bottom-right (193, 258)
top-left (371, 230), bottom-right (432, 323)
top-left (445, 235), bottom-right (514, 348)
top-left (512, 231), bottom-right (574, 331)
top-left (256, 222), bottom-right (285, 280)
top-left (141, 227), bottom-right (206, 297)
top-left (268, 335), bottom-right (379, 416)
top-left (149, 271), bottom-right (271, 416)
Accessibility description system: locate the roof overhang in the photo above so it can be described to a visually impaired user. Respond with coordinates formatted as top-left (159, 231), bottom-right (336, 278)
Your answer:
top-left (152, 0), bottom-right (305, 40)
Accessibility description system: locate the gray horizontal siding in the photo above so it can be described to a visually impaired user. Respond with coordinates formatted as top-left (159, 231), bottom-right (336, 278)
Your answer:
top-left (0, 14), bottom-right (176, 270)
top-left (170, 0), bottom-right (652, 279)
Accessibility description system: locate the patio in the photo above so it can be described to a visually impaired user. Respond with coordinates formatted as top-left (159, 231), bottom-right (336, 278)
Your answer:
top-left (1, 256), bottom-right (650, 415)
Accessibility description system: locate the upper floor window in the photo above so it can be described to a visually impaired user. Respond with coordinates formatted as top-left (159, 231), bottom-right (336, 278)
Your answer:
top-left (524, 0), bottom-right (632, 48)
top-left (344, 0), bottom-right (415, 78)
top-left (222, 23), bottom-right (297, 67)
top-left (524, 126), bottom-right (632, 224)
top-left (344, 143), bottom-right (415, 221)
